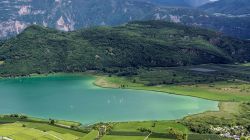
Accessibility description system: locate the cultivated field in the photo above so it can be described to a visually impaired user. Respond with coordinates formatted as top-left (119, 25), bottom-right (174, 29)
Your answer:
top-left (0, 123), bottom-right (79, 140)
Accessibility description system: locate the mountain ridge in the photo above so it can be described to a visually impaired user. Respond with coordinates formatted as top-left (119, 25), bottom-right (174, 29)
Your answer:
top-left (0, 20), bottom-right (249, 76)
top-left (0, 0), bottom-right (250, 39)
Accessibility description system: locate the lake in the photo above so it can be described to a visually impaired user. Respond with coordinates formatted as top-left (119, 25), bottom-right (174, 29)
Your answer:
top-left (0, 75), bottom-right (219, 124)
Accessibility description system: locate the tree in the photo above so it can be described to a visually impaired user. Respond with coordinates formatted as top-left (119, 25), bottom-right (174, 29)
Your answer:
top-left (49, 119), bottom-right (55, 125)
top-left (240, 136), bottom-right (246, 140)
top-left (168, 128), bottom-right (187, 140)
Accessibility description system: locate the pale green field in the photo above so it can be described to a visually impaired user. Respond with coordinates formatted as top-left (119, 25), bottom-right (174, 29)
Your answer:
top-left (102, 135), bottom-right (174, 140)
top-left (22, 122), bottom-right (86, 137)
top-left (241, 63), bottom-right (250, 66)
top-left (148, 138), bottom-right (174, 140)
top-left (80, 130), bottom-right (98, 140)
top-left (0, 123), bottom-right (80, 140)
top-left (112, 121), bottom-right (189, 133)
top-left (183, 102), bottom-right (241, 124)
top-left (55, 120), bottom-right (81, 127)
top-left (102, 135), bottom-right (146, 140)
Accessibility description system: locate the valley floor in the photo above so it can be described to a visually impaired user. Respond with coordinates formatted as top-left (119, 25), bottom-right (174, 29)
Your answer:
top-left (0, 64), bottom-right (250, 140)
top-left (93, 64), bottom-right (250, 139)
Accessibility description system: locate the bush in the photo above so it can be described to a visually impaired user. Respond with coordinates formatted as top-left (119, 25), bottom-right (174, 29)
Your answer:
top-left (49, 119), bottom-right (55, 125)
top-left (137, 127), bottom-right (151, 133)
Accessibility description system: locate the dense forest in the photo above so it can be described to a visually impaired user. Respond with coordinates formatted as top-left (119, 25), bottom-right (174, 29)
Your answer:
top-left (0, 20), bottom-right (249, 76)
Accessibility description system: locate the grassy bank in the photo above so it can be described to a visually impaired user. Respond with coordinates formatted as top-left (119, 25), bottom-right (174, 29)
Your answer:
top-left (95, 75), bottom-right (250, 102)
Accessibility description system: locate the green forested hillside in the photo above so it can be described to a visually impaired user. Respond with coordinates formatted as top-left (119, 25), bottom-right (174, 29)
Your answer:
top-left (0, 20), bottom-right (249, 76)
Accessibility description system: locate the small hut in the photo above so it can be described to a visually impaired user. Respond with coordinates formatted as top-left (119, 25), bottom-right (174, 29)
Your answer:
top-left (98, 125), bottom-right (107, 137)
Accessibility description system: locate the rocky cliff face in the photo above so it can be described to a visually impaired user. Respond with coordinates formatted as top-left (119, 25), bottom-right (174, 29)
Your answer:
top-left (0, 0), bottom-right (249, 39)
top-left (0, 0), bottom-right (75, 38)
top-left (185, 0), bottom-right (211, 7)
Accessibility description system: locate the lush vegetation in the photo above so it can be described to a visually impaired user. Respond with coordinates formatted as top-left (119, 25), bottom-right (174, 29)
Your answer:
top-left (0, 21), bottom-right (250, 77)
top-left (92, 63), bottom-right (250, 139)
top-left (89, 120), bottom-right (231, 140)
top-left (95, 64), bottom-right (250, 101)
top-left (182, 102), bottom-right (250, 135)
top-left (0, 114), bottom-right (228, 140)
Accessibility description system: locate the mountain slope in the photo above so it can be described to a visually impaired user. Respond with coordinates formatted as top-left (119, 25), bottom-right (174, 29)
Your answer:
top-left (0, 21), bottom-right (249, 76)
top-left (184, 0), bottom-right (211, 7)
top-left (0, 0), bottom-right (250, 39)
top-left (200, 0), bottom-right (250, 15)
top-left (138, 0), bottom-right (189, 7)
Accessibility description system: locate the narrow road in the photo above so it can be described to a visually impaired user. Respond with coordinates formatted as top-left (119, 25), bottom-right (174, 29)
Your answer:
top-left (144, 132), bottom-right (152, 140)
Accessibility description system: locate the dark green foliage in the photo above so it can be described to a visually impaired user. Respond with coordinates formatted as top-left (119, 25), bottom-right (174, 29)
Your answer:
top-left (183, 121), bottom-right (213, 134)
top-left (182, 102), bottom-right (250, 134)
top-left (188, 134), bottom-right (229, 140)
top-left (49, 119), bottom-right (55, 125)
top-left (0, 21), bottom-right (249, 76)
top-left (137, 127), bottom-right (152, 133)
top-left (109, 63), bottom-right (250, 86)
top-left (8, 114), bottom-right (28, 120)
top-left (246, 124), bottom-right (250, 132)
top-left (0, 114), bottom-right (29, 124)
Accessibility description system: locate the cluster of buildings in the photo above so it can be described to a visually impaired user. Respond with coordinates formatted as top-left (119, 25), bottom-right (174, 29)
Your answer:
top-left (211, 125), bottom-right (249, 140)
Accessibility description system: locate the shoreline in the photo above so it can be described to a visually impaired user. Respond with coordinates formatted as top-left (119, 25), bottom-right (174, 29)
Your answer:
top-left (0, 72), bottom-right (221, 101)
top-left (0, 73), bottom-right (238, 125)
top-left (94, 75), bottom-right (222, 101)
top-left (93, 75), bottom-right (250, 102)
top-left (93, 75), bottom-right (242, 121)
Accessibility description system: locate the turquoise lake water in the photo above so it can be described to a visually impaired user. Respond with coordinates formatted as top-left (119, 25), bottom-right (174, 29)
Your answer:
top-left (0, 75), bottom-right (219, 124)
